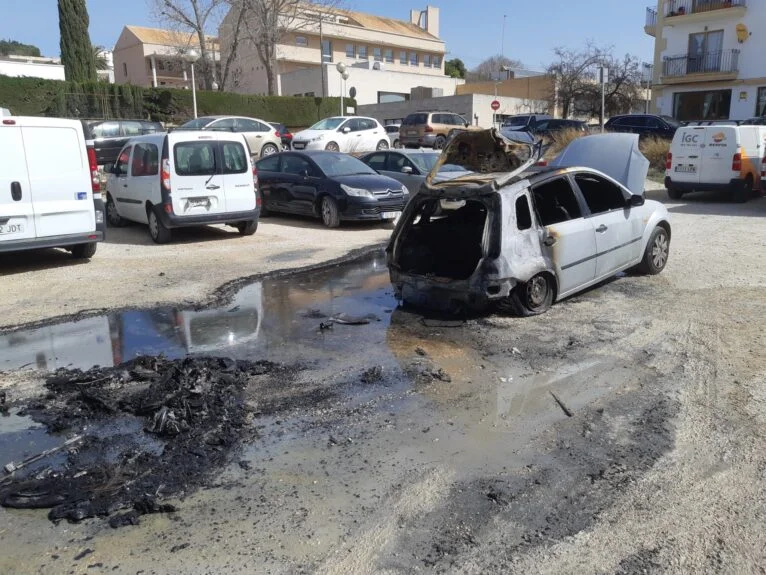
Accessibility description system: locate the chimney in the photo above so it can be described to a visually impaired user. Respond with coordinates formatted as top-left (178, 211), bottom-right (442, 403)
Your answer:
top-left (410, 9), bottom-right (420, 25)
top-left (425, 6), bottom-right (439, 37)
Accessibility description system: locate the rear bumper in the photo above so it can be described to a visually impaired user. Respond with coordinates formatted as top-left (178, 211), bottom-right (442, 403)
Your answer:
top-left (0, 230), bottom-right (104, 254)
top-left (158, 207), bottom-right (260, 228)
top-left (665, 176), bottom-right (742, 193)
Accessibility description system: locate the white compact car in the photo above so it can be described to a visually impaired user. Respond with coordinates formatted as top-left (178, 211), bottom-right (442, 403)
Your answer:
top-left (291, 116), bottom-right (390, 153)
top-left (0, 116), bottom-right (105, 258)
top-left (106, 131), bottom-right (260, 243)
top-left (665, 123), bottom-right (766, 202)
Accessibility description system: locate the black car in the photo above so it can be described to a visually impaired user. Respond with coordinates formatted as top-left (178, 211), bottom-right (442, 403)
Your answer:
top-left (81, 119), bottom-right (164, 167)
top-left (604, 114), bottom-right (679, 139)
top-left (269, 122), bottom-right (293, 148)
top-left (532, 119), bottom-right (587, 138)
top-left (741, 116), bottom-right (766, 126)
top-left (255, 151), bottom-right (409, 228)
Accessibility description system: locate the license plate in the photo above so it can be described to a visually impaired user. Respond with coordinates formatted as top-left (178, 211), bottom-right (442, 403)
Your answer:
top-left (0, 223), bottom-right (23, 235)
top-left (675, 165), bottom-right (696, 173)
top-left (407, 131), bottom-right (418, 136)
top-left (382, 211), bottom-right (401, 220)
top-left (187, 198), bottom-right (211, 209)
top-left (293, 143), bottom-right (305, 149)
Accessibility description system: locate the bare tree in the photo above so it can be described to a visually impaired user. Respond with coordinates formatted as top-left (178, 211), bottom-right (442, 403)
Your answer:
top-left (231, 0), bottom-right (341, 96)
top-left (466, 54), bottom-right (524, 83)
top-left (546, 45), bottom-right (602, 119)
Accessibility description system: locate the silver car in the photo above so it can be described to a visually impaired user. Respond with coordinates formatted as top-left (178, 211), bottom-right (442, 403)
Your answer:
top-left (177, 115), bottom-right (282, 158)
top-left (359, 149), bottom-right (472, 194)
top-left (385, 124), bottom-right (402, 148)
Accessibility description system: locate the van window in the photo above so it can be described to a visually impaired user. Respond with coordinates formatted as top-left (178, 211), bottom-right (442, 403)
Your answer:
top-left (131, 143), bottom-right (159, 177)
top-left (222, 142), bottom-right (248, 174)
top-left (516, 195), bottom-right (532, 230)
top-left (174, 142), bottom-right (217, 176)
top-left (574, 174), bottom-right (626, 214)
top-left (114, 146), bottom-right (132, 176)
top-left (531, 177), bottom-right (582, 226)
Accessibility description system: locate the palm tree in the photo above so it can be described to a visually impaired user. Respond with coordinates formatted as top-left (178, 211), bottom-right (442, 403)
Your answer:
top-left (93, 45), bottom-right (108, 71)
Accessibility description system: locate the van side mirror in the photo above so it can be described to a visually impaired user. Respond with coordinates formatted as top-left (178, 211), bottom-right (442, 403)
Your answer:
top-left (629, 194), bottom-right (645, 207)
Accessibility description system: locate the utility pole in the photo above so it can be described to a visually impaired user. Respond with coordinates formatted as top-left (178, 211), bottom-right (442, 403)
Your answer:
top-left (501, 14), bottom-right (507, 59)
top-left (319, 17), bottom-right (325, 98)
top-left (599, 66), bottom-right (608, 133)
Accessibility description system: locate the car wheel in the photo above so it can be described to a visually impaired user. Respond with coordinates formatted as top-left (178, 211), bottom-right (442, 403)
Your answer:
top-left (148, 207), bottom-right (172, 244)
top-left (667, 187), bottom-right (683, 200)
top-left (325, 141), bottom-right (340, 152)
top-left (733, 176), bottom-right (752, 203)
top-left (260, 143), bottom-right (279, 158)
top-left (433, 135), bottom-right (446, 150)
top-left (71, 242), bottom-right (97, 259)
top-left (320, 195), bottom-right (340, 228)
top-left (638, 226), bottom-right (670, 275)
top-left (376, 139), bottom-right (389, 151)
top-left (503, 273), bottom-right (554, 316)
top-left (106, 194), bottom-right (127, 227)
top-left (237, 220), bottom-right (258, 236)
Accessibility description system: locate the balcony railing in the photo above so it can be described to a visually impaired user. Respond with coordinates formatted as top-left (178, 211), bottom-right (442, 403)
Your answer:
top-left (646, 7), bottom-right (658, 27)
top-left (665, 0), bottom-right (746, 17)
top-left (662, 49), bottom-right (740, 77)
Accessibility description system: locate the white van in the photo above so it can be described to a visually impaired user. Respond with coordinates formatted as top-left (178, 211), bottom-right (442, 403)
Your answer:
top-left (665, 124), bottom-right (766, 202)
top-left (0, 116), bottom-right (105, 258)
top-left (106, 131), bottom-right (260, 243)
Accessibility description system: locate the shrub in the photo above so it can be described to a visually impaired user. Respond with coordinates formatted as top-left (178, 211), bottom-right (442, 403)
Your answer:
top-left (640, 136), bottom-right (670, 172)
top-left (544, 128), bottom-right (587, 159)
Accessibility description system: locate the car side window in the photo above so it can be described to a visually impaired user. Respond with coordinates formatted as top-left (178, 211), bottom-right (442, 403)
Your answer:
top-left (222, 142), bottom-right (248, 174)
top-left (210, 118), bottom-right (236, 132)
top-left (646, 117), bottom-right (660, 128)
top-left (361, 119), bottom-right (377, 130)
top-left (282, 155), bottom-right (312, 176)
top-left (516, 195), bottom-right (532, 230)
top-left (115, 146), bottom-right (132, 176)
top-left (93, 121), bottom-right (120, 138)
top-left (535, 120), bottom-right (550, 131)
top-left (531, 177), bottom-right (583, 226)
top-left (122, 121), bottom-right (143, 136)
top-left (432, 114), bottom-right (444, 125)
top-left (574, 173), bottom-right (626, 215)
top-left (131, 143), bottom-right (159, 177)
top-left (388, 153), bottom-right (417, 174)
top-left (365, 152), bottom-right (387, 171)
top-left (453, 115), bottom-right (467, 126)
top-left (341, 119), bottom-right (357, 132)
top-left (235, 118), bottom-right (259, 132)
top-left (256, 155), bottom-right (280, 172)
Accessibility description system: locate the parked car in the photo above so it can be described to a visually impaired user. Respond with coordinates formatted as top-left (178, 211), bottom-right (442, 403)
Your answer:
top-left (532, 119), bottom-right (588, 138)
top-left (665, 124), bottom-right (766, 202)
top-left (604, 114), bottom-right (679, 139)
top-left (502, 113), bottom-right (553, 132)
top-left (740, 116), bottom-right (766, 126)
top-left (177, 115), bottom-right (282, 159)
top-left (385, 124), bottom-right (402, 148)
top-left (399, 112), bottom-right (474, 149)
top-left (255, 151), bottom-right (409, 228)
top-left (291, 116), bottom-right (389, 153)
top-left (105, 131), bottom-right (260, 243)
top-left (359, 149), bottom-right (471, 194)
top-left (269, 122), bottom-right (293, 149)
top-left (387, 131), bottom-right (671, 316)
top-left (0, 116), bottom-right (105, 258)
top-left (81, 119), bottom-right (164, 167)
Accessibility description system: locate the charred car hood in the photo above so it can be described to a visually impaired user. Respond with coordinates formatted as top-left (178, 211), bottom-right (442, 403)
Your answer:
top-left (548, 133), bottom-right (649, 196)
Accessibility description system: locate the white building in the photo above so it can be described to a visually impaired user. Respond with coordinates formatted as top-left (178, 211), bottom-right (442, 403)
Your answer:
top-left (0, 55), bottom-right (65, 81)
top-left (646, 0), bottom-right (765, 121)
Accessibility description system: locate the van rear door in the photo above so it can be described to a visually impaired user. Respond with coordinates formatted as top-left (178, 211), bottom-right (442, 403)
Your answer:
top-left (670, 126), bottom-right (704, 185)
top-left (22, 122), bottom-right (95, 238)
top-left (0, 123), bottom-right (36, 242)
top-left (169, 134), bottom-right (226, 217)
top-left (220, 136), bottom-right (256, 212)
top-left (699, 127), bottom-right (737, 185)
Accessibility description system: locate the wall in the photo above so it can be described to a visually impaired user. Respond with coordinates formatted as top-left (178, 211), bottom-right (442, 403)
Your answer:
top-left (457, 75), bottom-right (553, 100)
top-left (0, 60), bottom-right (65, 81)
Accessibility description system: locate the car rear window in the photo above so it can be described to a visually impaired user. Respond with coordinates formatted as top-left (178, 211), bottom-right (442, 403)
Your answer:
top-left (402, 114), bottom-right (428, 126)
top-left (174, 141), bottom-right (217, 176)
top-left (222, 142), bottom-right (248, 174)
top-left (89, 121), bottom-right (120, 138)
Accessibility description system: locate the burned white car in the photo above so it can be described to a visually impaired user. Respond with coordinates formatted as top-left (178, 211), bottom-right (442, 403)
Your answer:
top-left (386, 131), bottom-right (671, 315)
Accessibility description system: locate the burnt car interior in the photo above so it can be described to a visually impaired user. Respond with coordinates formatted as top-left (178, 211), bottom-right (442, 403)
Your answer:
top-left (396, 199), bottom-right (488, 280)
top-left (531, 177), bottom-right (583, 226)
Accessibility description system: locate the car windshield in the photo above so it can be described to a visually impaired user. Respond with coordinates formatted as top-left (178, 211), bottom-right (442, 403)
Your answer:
top-left (310, 117), bottom-right (346, 131)
top-left (312, 153), bottom-right (377, 177)
top-left (661, 115), bottom-right (681, 128)
top-left (179, 117), bottom-right (216, 129)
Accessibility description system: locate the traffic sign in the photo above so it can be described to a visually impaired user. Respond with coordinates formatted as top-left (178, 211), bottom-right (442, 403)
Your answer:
top-left (491, 100), bottom-right (500, 111)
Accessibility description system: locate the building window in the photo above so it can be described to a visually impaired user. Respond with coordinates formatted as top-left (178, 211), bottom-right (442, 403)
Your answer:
top-left (687, 30), bottom-right (724, 73)
top-left (757, 87), bottom-right (766, 116)
top-left (433, 55), bottom-right (442, 68)
top-left (399, 50), bottom-right (407, 64)
top-left (358, 45), bottom-right (368, 60)
top-left (423, 54), bottom-right (431, 67)
top-left (378, 92), bottom-right (410, 104)
top-left (384, 49), bottom-right (393, 63)
top-left (409, 52), bottom-right (418, 66)
top-left (345, 43), bottom-right (355, 59)
top-left (373, 47), bottom-right (382, 62)
top-left (305, 92), bottom-right (315, 97)
top-left (673, 89), bottom-right (732, 121)
top-left (123, 62), bottom-right (128, 77)
top-left (296, 35), bottom-right (308, 47)
top-left (321, 40), bottom-right (333, 63)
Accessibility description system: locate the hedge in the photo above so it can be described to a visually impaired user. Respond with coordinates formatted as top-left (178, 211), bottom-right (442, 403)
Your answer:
top-left (0, 75), bottom-right (354, 128)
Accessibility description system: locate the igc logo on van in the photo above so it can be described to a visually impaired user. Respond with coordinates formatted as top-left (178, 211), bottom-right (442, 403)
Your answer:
top-left (682, 132), bottom-right (700, 145)
top-left (712, 132), bottom-right (726, 143)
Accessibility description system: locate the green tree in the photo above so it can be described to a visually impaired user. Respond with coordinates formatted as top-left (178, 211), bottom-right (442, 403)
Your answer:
top-left (93, 45), bottom-right (109, 71)
top-left (58, 0), bottom-right (97, 82)
top-left (445, 58), bottom-right (466, 79)
top-left (0, 39), bottom-right (41, 57)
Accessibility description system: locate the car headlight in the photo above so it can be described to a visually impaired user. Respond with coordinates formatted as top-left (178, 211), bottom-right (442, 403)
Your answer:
top-left (309, 134), bottom-right (326, 143)
top-left (401, 184), bottom-right (408, 195)
top-left (341, 184), bottom-right (374, 198)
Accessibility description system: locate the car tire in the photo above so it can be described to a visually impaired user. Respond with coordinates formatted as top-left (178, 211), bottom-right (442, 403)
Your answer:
top-left (325, 142), bottom-right (340, 152)
top-left (260, 143), bottom-right (279, 158)
top-left (71, 242), bottom-right (97, 259)
top-left (376, 139), bottom-right (389, 151)
top-left (503, 273), bottom-right (554, 316)
top-left (733, 176), bottom-right (752, 203)
top-left (638, 226), bottom-right (670, 275)
top-left (320, 195), bottom-right (340, 228)
top-left (434, 135), bottom-right (446, 150)
top-left (237, 220), bottom-right (258, 236)
top-left (148, 207), bottom-right (172, 244)
top-left (106, 193), bottom-right (127, 227)
top-left (667, 187), bottom-right (684, 200)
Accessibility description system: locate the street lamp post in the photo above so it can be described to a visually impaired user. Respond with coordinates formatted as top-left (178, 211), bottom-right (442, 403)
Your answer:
top-left (183, 49), bottom-right (200, 119)
top-left (336, 62), bottom-right (350, 116)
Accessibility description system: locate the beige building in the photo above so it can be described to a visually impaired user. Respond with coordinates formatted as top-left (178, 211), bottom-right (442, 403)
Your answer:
top-left (113, 26), bottom-right (219, 89)
top-left (219, 5), bottom-right (462, 105)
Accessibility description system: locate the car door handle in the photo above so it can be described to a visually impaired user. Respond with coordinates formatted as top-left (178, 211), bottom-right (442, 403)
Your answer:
top-left (206, 184), bottom-right (221, 190)
top-left (10, 181), bottom-right (22, 201)
top-left (256, 135), bottom-right (263, 138)
top-left (596, 224), bottom-right (608, 233)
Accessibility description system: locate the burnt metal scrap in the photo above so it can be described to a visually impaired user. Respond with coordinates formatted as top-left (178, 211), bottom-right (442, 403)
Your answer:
top-left (0, 356), bottom-right (281, 526)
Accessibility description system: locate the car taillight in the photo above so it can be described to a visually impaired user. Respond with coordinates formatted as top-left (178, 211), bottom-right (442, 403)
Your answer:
top-left (732, 151), bottom-right (742, 172)
top-left (161, 158), bottom-right (171, 191)
top-left (424, 125), bottom-right (434, 133)
top-left (762, 155), bottom-right (766, 178)
top-left (274, 130), bottom-right (280, 138)
top-left (665, 152), bottom-right (672, 171)
top-left (252, 166), bottom-right (259, 187)
top-left (87, 146), bottom-right (100, 193)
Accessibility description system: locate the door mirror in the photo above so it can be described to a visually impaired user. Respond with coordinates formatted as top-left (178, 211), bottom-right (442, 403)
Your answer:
top-left (401, 166), bottom-right (414, 174)
top-left (628, 194), bottom-right (645, 207)
top-left (342, 126), bottom-right (351, 134)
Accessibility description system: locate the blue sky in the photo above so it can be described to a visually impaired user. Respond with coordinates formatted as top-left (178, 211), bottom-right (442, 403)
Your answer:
top-left (1, 0), bottom-right (655, 69)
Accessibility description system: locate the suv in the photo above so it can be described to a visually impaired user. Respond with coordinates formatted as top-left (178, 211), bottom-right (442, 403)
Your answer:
top-left (604, 114), bottom-right (679, 139)
top-left (399, 112), bottom-right (473, 149)
top-left (82, 119), bottom-right (164, 167)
